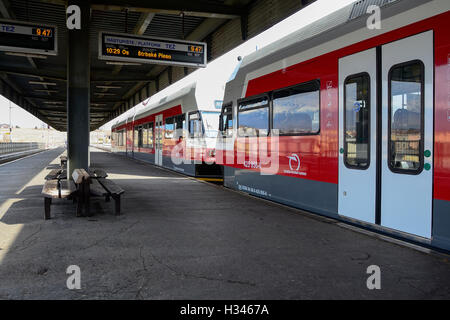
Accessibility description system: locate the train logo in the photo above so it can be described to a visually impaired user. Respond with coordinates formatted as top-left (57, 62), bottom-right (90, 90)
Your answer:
top-left (287, 154), bottom-right (301, 172)
top-left (353, 101), bottom-right (362, 112)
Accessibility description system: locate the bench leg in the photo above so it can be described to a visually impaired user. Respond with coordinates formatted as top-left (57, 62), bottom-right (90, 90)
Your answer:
top-left (76, 192), bottom-right (83, 217)
top-left (44, 197), bottom-right (51, 220)
top-left (84, 185), bottom-right (91, 217)
top-left (114, 196), bottom-right (121, 216)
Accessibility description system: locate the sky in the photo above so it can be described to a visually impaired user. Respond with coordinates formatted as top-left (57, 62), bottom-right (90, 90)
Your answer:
top-left (0, 0), bottom-right (357, 130)
top-left (0, 94), bottom-right (46, 128)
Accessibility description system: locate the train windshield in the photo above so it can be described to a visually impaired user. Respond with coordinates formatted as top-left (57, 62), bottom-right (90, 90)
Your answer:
top-left (201, 111), bottom-right (220, 138)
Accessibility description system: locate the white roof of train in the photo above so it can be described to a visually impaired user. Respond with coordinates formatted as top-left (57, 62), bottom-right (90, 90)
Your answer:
top-left (236, 0), bottom-right (436, 74)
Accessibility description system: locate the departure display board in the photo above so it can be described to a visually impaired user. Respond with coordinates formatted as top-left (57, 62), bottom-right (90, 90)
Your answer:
top-left (0, 20), bottom-right (57, 55)
top-left (99, 32), bottom-right (207, 68)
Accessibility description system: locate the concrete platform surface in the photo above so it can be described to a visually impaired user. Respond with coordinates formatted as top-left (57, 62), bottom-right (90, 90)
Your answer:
top-left (0, 147), bottom-right (449, 299)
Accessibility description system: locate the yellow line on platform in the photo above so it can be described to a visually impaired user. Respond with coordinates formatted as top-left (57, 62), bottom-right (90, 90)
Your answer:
top-left (197, 178), bottom-right (224, 182)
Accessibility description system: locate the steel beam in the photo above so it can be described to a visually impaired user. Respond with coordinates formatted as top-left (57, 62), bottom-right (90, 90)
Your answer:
top-left (89, 0), bottom-right (243, 19)
top-left (67, 0), bottom-right (91, 176)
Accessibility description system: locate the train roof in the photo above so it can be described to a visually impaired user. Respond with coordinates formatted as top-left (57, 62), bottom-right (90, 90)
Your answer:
top-left (133, 76), bottom-right (224, 121)
top-left (237, 0), bottom-right (433, 75)
top-left (135, 83), bottom-right (197, 121)
top-left (112, 119), bottom-right (126, 129)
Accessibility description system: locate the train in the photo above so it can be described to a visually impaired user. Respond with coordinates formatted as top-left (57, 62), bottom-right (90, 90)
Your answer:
top-left (215, 0), bottom-right (450, 252)
top-left (111, 78), bottom-right (225, 179)
top-left (111, 0), bottom-right (450, 252)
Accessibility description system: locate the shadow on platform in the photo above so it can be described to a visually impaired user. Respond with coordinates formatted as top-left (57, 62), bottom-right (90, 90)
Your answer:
top-left (0, 149), bottom-right (449, 300)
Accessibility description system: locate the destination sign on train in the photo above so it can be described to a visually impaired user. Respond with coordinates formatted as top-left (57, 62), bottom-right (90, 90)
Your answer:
top-left (99, 32), bottom-right (207, 68)
top-left (0, 20), bottom-right (57, 55)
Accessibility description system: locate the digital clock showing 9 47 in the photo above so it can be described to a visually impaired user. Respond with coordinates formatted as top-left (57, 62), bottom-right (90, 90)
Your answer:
top-left (99, 32), bottom-right (207, 68)
top-left (0, 19), bottom-right (57, 55)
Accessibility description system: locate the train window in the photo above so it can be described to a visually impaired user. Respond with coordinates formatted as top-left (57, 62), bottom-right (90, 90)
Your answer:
top-left (165, 117), bottom-right (175, 139)
top-left (272, 80), bottom-right (320, 135)
top-left (220, 103), bottom-right (233, 137)
top-left (388, 61), bottom-right (424, 174)
top-left (147, 122), bottom-right (154, 148)
top-left (138, 126), bottom-right (144, 148)
top-left (128, 129), bottom-right (133, 147)
top-left (134, 126), bottom-right (139, 148)
top-left (201, 111), bottom-right (220, 138)
top-left (142, 124), bottom-right (148, 148)
top-left (344, 74), bottom-right (370, 169)
top-left (189, 112), bottom-right (202, 138)
top-left (174, 114), bottom-right (186, 139)
top-left (238, 96), bottom-right (269, 137)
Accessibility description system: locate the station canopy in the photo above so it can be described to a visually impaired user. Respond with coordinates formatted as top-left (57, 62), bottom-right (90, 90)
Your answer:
top-left (0, 0), bottom-right (256, 131)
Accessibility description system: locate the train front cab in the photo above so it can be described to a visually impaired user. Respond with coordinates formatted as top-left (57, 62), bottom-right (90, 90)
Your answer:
top-left (115, 108), bottom-right (223, 179)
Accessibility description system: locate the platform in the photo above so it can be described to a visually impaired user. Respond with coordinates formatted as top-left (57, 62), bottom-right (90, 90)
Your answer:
top-left (0, 147), bottom-right (449, 299)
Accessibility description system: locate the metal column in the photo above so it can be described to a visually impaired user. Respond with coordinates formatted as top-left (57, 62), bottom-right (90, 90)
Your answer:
top-left (67, 0), bottom-right (91, 177)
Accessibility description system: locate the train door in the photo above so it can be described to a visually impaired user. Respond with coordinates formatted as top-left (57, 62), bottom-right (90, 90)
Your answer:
top-left (339, 31), bottom-right (433, 239)
top-left (339, 48), bottom-right (377, 224)
top-left (380, 31), bottom-right (433, 238)
top-left (155, 114), bottom-right (163, 166)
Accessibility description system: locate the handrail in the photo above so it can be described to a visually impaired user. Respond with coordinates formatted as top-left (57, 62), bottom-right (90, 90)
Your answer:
top-left (0, 142), bottom-right (46, 156)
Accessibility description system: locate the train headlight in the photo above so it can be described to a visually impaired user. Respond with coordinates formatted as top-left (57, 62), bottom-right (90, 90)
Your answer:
top-left (209, 149), bottom-right (216, 157)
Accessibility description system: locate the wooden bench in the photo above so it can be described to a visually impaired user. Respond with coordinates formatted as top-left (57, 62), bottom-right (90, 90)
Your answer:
top-left (60, 156), bottom-right (67, 168)
top-left (97, 178), bottom-right (124, 215)
top-left (42, 167), bottom-right (123, 219)
top-left (42, 179), bottom-right (76, 220)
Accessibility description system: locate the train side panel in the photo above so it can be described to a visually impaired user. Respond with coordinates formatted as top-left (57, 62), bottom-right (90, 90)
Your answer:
top-left (221, 4), bottom-right (450, 250)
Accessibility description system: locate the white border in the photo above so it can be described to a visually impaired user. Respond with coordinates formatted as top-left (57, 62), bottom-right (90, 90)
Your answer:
top-left (98, 31), bottom-right (207, 68)
top-left (0, 19), bottom-right (58, 56)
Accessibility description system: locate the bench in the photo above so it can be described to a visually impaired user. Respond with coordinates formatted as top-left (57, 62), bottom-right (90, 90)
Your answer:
top-left (42, 167), bottom-right (123, 219)
top-left (42, 179), bottom-right (76, 220)
top-left (97, 178), bottom-right (124, 215)
top-left (60, 156), bottom-right (67, 168)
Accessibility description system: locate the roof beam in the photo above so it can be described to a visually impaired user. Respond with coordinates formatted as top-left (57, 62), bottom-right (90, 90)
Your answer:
top-left (134, 12), bottom-right (155, 35)
top-left (108, 0), bottom-right (252, 117)
top-left (112, 12), bottom-right (154, 77)
top-left (0, 67), bottom-right (158, 83)
top-left (0, 67), bottom-right (66, 82)
top-left (0, 0), bottom-right (14, 19)
top-left (90, 0), bottom-right (242, 19)
top-left (23, 95), bottom-right (127, 104)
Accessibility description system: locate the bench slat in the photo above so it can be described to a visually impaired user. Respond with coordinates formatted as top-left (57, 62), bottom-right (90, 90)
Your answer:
top-left (60, 180), bottom-right (76, 198)
top-left (42, 180), bottom-right (59, 198)
top-left (88, 168), bottom-right (108, 179)
top-left (90, 179), bottom-right (108, 197)
top-left (42, 180), bottom-right (76, 199)
top-left (45, 169), bottom-right (61, 181)
top-left (58, 169), bottom-right (67, 180)
top-left (98, 178), bottom-right (124, 195)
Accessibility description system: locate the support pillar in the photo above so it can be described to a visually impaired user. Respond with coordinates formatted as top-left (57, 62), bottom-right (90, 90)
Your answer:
top-left (67, 0), bottom-right (91, 177)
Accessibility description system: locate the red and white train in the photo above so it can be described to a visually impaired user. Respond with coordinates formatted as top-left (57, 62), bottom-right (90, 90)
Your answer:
top-left (111, 80), bottom-right (224, 178)
top-left (215, 0), bottom-right (450, 251)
